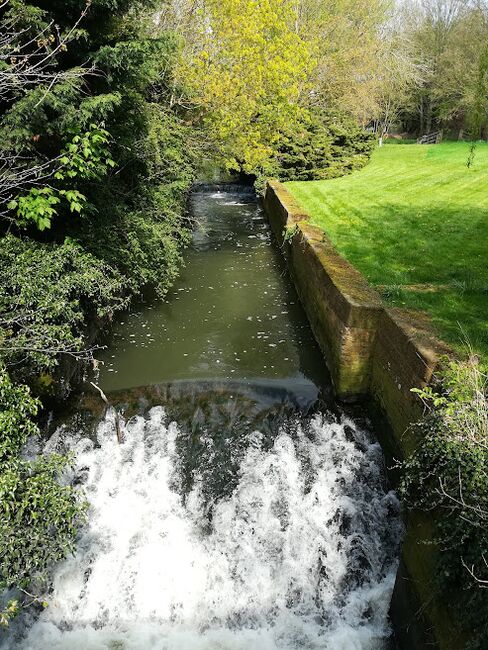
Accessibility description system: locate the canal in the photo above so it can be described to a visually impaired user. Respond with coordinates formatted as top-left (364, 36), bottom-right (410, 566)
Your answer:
top-left (2, 190), bottom-right (402, 650)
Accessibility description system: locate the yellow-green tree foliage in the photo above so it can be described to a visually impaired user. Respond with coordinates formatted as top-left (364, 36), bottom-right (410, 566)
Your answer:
top-left (177, 0), bottom-right (314, 174)
top-left (173, 0), bottom-right (392, 173)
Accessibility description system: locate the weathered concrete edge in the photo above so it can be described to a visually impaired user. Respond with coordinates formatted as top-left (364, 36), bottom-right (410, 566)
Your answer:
top-left (263, 180), bottom-right (461, 650)
top-left (263, 180), bottom-right (444, 436)
top-left (264, 180), bottom-right (384, 399)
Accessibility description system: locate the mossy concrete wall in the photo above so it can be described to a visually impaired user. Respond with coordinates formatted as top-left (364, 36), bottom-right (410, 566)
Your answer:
top-left (263, 180), bottom-right (446, 444)
top-left (264, 181), bottom-right (383, 401)
top-left (263, 180), bottom-right (460, 650)
top-left (371, 308), bottom-right (449, 456)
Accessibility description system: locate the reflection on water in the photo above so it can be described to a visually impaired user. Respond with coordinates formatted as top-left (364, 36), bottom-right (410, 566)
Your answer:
top-left (97, 191), bottom-right (328, 393)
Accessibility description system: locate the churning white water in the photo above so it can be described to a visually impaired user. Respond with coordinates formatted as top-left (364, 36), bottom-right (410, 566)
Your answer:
top-left (7, 407), bottom-right (402, 650)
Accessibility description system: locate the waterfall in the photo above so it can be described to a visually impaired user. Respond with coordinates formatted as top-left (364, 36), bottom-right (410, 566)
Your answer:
top-left (4, 406), bottom-right (402, 650)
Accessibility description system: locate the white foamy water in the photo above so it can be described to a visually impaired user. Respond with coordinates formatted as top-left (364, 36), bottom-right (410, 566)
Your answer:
top-left (4, 407), bottom-right (402, 650)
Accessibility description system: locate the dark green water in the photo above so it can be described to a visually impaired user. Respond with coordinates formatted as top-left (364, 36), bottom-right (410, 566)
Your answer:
top-left (97, 190), bottom-right (329, 398)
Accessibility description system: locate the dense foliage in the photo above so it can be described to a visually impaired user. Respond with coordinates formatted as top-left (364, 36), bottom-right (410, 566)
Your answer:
top-left (398, 0), bottom-right (488, 139)
top-left (169, 0), bottom-right (380, 183)
top-left (269, 110), bottom-right (375, 183)
top-left (401, 358), bottom-right (488, 648)
top-left (0, 235), bottom-right (128, 386)
top-left (176, 0), bottom-right (313, 175)
top-left (0, 0), bottom-right (198, 387)
top-left (0, 366), bottom-right (86, 619)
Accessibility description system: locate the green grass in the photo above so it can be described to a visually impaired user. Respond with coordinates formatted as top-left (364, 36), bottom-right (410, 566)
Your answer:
top-left (285, 142), bottom-right (488, 361)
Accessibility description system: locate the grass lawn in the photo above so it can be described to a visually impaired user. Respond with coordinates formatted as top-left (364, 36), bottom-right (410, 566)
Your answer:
top-left (285, 142), bottom-right (488, 362)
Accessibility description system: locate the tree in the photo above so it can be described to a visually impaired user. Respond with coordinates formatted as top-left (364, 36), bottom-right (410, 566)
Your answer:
top-left (436, 3), bottom-right (488, 138)
top-left (0, 0), bottom-right (94, 220)
top-left (371, 29), bottom-right (425, 145)
top-left (0, 0), bottom-right (199, 385)
top-left (406, 0), bottom-right (464, 134)
top-left (294, 0), bottom-right (392, 124)
top-left (167, 0), bottom-right (394, 178)
top-left (398, 0), bottom-right (488, 137)
top-left (175, 0), bottom-right (314, 175)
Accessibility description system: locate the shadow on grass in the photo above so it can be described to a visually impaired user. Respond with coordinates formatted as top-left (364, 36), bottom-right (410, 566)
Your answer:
top-left (325, 203), bottom-right (488, 359)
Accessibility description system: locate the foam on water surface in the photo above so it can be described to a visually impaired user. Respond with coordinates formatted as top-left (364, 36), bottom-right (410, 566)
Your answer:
top-left (4, 407), bottom-right (402, 650)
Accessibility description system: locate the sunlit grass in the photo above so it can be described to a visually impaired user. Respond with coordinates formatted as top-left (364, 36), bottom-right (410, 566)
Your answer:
top-left (286, 142), bottom-right (488, 361)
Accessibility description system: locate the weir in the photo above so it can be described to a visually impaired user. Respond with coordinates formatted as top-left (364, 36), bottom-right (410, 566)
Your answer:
top-left (2, 190), bottom-right (403, 649)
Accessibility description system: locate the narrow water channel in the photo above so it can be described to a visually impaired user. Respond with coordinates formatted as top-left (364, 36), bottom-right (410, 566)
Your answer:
top-left (2, 191), bottom-right (402, 650)
top-left (97, 190), bottom-right (327, 392)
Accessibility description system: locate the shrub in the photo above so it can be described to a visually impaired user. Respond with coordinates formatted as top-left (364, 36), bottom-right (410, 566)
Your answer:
top-left (253, 109), bottom-right (375, 190)
top-left (0, 235), bottom-right (129, 385)
top-left (401, 357), bottom-right (488, 648)
top-left (0, 367), bottom-right (86, 595)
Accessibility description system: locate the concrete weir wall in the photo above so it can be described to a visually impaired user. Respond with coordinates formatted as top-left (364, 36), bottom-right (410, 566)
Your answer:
top-left (263, 180), bottom-right (462, 650)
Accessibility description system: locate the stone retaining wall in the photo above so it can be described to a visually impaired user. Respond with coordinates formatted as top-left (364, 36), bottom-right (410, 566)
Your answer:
top-left (263, 180), bottom-right (446, 445)
top-left (264, 181), bottom-right (383, 400)
top-left (263, 179), bottom-right (460, 650)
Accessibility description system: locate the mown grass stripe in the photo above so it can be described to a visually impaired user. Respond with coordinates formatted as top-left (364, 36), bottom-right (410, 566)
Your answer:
top-left (286, 142), bottom-right (488, 362)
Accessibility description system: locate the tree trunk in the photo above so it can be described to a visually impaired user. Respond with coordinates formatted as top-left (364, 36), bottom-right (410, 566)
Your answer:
top-left (426, 98), bottom-right (433, 134)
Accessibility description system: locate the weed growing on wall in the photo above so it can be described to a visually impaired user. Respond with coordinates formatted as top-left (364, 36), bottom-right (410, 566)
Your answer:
top-left (401, 357), bottom-right (488, 648)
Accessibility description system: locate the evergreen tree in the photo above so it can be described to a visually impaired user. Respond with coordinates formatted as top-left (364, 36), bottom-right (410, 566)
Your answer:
top-left (0, 0), bottom-right (198, 383)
